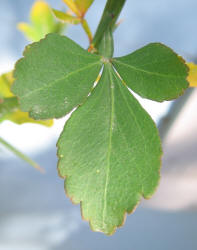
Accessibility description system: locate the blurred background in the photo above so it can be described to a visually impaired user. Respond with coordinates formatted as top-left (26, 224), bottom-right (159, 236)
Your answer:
top-left (0, 0), bottom-right (197, 249)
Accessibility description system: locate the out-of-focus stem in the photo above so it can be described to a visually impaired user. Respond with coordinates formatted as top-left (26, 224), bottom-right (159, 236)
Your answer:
top-left (0, 136), bottom-right (45, 173)
top-left (81, 19), bottom-right (93, 43)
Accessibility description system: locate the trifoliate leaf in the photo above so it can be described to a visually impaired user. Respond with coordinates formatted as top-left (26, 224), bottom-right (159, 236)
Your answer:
top-left (57, 64), bottom-right (161, 235)
top-left (112, 43), bottom-right (189, 101)
top-left (13, 32), bottom-right (188, 235)
top-left (18, 0), bottom-right (65, 42)
top-left (13, 33), bottom-right (102, 119)
top-left (187, 62), bottom-right (197, 87)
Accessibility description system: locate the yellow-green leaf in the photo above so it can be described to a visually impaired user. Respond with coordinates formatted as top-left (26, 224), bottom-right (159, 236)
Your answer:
top-left (18, 0), bottom-right (65, 42)
top-left (0, 97), bottom-right (19, 118)
top-left (17, 23), bottom-right (42, 43)
top-left (13, 32), bottom-right (188, 235)
top-left (52, 9), bottom-right (81, 24)
top-left (0, 72), bottom-right (14, 98)
top-left (63, 0), bottom-right (94, 17)
top-left (1, 110), bottom-right (53, 126)
top-left (30, 0), bottom-right (53, 25)
top-left (187, 62), bottom-right (197, 87)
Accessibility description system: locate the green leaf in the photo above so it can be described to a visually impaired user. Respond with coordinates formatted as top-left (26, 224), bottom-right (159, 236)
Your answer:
top-left (57, 64), bottom-right (162, 234)
top-left (13, 32), bottom-right (188, 234)
top-left (112, 43), bottom-right (189, 101)
top-left (13, 33), bottom-right (102, 119)
top-left (0, 71), bottom-right (53, 126)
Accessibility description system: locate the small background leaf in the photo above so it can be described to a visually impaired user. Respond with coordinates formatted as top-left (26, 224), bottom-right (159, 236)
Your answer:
top-left (0, 110), bottom-right (53, 126)
top-left (58, 0), bottom-right (93, 42)
top-left (0, 72), bottom-right (14, 98)
top-left (187, 62), bottom-right (197, 87)
top-left (63, 0), bottom-right (94, 17)
top-left (18, 0), bottom-right (65, 42)
top-left (0, 97), bottom-right (19, 118)
top-left (52, 9), bottom-right (81, 24)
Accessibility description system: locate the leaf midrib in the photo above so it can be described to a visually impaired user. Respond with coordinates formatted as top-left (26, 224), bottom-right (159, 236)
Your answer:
top-left (116, 73), bottom-right (149, 193)
top-left (102, 66), bottom-right (115, 229)
top-left (113, 59), bottom-right (184, 79)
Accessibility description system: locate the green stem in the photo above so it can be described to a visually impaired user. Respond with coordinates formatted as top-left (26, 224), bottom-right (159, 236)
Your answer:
top-left (92, 0), bottom-right (126, 50)
top-left (0, 136), bottom-right (45, 173)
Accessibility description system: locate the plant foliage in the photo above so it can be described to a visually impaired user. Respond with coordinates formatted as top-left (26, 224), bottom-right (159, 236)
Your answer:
top-left (12, 31), bottom-right (188, 234)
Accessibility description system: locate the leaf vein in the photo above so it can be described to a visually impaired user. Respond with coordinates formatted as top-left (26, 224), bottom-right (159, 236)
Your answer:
top-left (21, 61), bottom-right (101, 100)
top-left (114, 60), bottom-right (184, 79)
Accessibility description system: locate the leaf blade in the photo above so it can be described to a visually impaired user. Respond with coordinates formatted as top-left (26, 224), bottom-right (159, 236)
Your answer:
top-left (113, 43), bottom-right (189, 102)
top-left (0, 71), bottom-right (53, 126)
top-left (13, 33), bottom-right (102, 119)
top-left (57, 63), bottom-right (161, 234)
